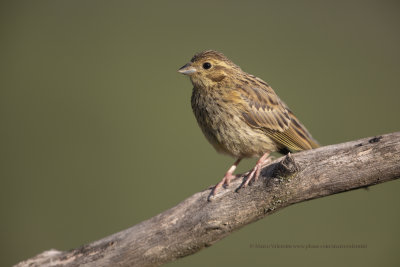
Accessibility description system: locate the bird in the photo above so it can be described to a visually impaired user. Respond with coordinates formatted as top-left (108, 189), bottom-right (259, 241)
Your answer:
top-left (178, 50), bottom-right (319, 197)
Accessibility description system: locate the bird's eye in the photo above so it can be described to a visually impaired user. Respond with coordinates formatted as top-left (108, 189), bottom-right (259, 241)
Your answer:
top-left (202, 62), bottom-right (212, 69)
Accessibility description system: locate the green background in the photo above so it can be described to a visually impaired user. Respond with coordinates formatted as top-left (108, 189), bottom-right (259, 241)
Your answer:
top-left (1, 1), bottom-right (399, 266)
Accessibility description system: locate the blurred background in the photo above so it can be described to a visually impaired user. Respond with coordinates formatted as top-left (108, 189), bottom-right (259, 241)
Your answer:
top-left (1, 1), bottom-right (399, 266)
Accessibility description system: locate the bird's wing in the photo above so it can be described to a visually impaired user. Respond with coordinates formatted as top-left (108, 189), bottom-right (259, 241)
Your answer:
top-left (237, 86), bottom-right (291, 132)
top-left (234, 85), bottom-right (319, 151)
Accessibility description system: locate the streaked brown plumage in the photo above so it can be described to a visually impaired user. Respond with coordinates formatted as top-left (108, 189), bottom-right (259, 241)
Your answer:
top-left (178, 50), bottom-right (319, 197)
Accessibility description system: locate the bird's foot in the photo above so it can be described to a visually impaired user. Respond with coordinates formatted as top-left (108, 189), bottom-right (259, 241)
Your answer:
top-left (208, 159), bottom-right (242, 201)
top-left (210, 172), bottom-right (237, 195)
top-left (239, 153), bottom-right (272, 189)
top-left (208, 172), bottom-right (238, 201)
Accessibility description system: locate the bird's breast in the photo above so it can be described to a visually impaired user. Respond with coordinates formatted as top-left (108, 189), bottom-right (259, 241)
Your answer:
top-left (190, 87), bottom-right (277, 158)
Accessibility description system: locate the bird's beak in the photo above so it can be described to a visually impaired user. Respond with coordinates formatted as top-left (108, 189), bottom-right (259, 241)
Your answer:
top-left (178, 63), bottom-right (197, 75)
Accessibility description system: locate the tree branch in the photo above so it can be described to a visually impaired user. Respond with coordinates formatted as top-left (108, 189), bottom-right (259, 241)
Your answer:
top-left (15, 132), bottom-right (400, 267)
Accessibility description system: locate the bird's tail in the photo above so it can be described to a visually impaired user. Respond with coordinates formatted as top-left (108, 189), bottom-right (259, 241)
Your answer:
top-left (265, 110), bottom-right (320, 151)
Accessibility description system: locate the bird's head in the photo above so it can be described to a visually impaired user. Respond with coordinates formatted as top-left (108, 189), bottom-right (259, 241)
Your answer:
top-left (178, 50), bottom-right (241, 88)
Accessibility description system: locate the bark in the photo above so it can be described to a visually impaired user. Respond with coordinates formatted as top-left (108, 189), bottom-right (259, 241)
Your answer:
top-left (15, 132), bottom-right (400, 267)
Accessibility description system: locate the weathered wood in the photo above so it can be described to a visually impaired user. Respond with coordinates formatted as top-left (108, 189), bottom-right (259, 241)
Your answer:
top-left (15, 132), bottom-right (400, 267)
